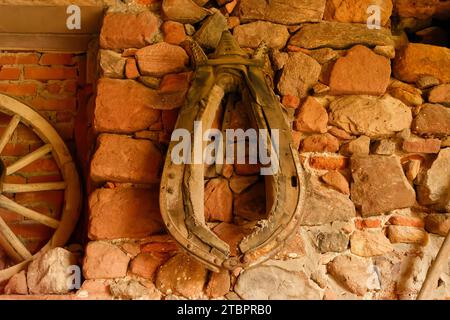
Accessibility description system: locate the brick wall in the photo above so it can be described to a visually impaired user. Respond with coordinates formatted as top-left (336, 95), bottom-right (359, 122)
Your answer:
top-left (0, 51), bottom-right (87, 255)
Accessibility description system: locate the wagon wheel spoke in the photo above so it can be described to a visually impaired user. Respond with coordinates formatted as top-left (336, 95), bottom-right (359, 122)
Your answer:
top-left (0, 115), bottom-right (21, 154)
top-left (0, 195), bottom-right (60, 229)
top-left (2, 182), bottom-right (67, 193)
top-left (0, 215), bottom-right (32, 261)
top-left (6, 144), bottom-right (53, 175)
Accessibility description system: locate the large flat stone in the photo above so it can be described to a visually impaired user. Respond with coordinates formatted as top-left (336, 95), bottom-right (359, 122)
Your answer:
top-left (136, 42), bottom-right (189, 77)
top-left (277, 52), bottom-right (321, 99)
top-left (301, 175), bottom-right (356, 226)
top-left (329, 45), bottom-right (391, 95)
top-left (234, 265), bottom-right (322, 299)
top-left (88, 187), bottom-right (164, 240)
top-left (289, 22), bottom-right (394, 49)
top-left (351, 155), bottom-right (416, 216)
top-left (90, 134), bottom-right (163, 184)
top-left (412, 104), bottom-right (450, 137)
top-left (238, 0), bottom-right (326, 25)
top-left (329, 95), bottom-right (412, 138)
top-left (100, 11), bottom-right (160, 50)
top-left (417, 148), bottom-right (450, 212)
top-left (324, 0), bottom-right (393, 25)
top-left (393, 43), bottom-right (450, 84)
top-left (234, 21), bottom-right (290, 49)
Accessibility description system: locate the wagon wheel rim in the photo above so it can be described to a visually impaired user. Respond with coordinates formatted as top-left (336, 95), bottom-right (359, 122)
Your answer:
top-left (0, 93), bottom-right (81, 282)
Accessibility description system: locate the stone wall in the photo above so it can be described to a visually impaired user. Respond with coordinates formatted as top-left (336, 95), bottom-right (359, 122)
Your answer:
top-left (1, 0), bottom-right (449, 300)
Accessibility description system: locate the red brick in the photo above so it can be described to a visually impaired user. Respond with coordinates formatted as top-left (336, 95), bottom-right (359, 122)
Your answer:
top-left (0, 208), bottom-right (24, 223)
top-left (24, 66), bottom-right (77, 80)
top-left (0, 67), bottom-right (21, 80)
top-left (0, 53), bottom-right (39, 65)
top-left (27, 174), bottom-right (62, 183)
top-left (16, 125), bottom-right (41, 143)
top-left (389, 215), bottom-right (425, 228)
top-left (17, 158), bottom-right (60, 174)
top-left (0, 83), bottom-right (37, 96)
top-left (39, 53), bottom-right (73, 66)
top-left (308, 156), bottom-right (349, 170)
top-left (63, 80), bottom-right (77, 93)
top-left (1, 143), bottom-right (29, 156)
top-left (4, 175), bottom-right (27, 184)
top-left (8, 223), bottom-right (53, 240)
top-left (30, 96), bottom-right (77, 111)
top-left (355, 218), bottom-right (382, 229)
top-left (44, 82), bottom-right (61, 94)
top-left (53, 122), bottom-right (74, 140)
top-left (15, 191), bottom-right (64, 208)
top-left (56, 111), bottom-right (74, 123)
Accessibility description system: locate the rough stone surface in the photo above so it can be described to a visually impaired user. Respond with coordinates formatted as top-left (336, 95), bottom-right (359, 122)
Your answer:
top-left (161, 21), bottom-right (187, 45)
top-left (204, 178), bottom-right (233, 222)
top-left (387, 226), bottom-right (429, 245)
top-left (429, 84), bottom-right (450, 106)
top-left (342, 135), bottom-right (370, 156)
top-left (402, 138), bottom-right (441, 154)
top-left (329, 45), bottom-right (391, 95)
top-left (277, 52), bottom-right (321, 98)
top-left (205, 270), bottom-right (231, 298)
top-left (351, 155), bottom-right (416, 216)
top-left (373, 139), bottom-right (396, 155)
top-left (238, 0), bottom-right (326, 25)
top-left (350, 229), bottom-right (393, 257)
top-left (235, 265), bottom-right (322, 299)
top-left (324, 0), bottom-right (393, 25)
top-left (417, 148), bottom-right (450, 211)
top-left (413, 104), bottom-right (450, 137)
top-left (155, 254), bottom-right (208, 299)
top-left (321, 170), bottom-right (350, 195)
top-left (83, 242), bottom-right (130, 280)
top-left (193, 11), bottom-right (228, 50)
top-left (301, 133), bottom-right (340, 153)
top-left (99, 50), bottom-right (126, 79)
top-left (294, 96), bottom-right (328, 133)
top-left (388, 82), bottom-right (424, 106)
top-left (130, 253), bottom-right (167, 281)
top-left (27, 248), bottom-right (77, 294)
top-left (329, 95), bottom-right (412, 138)
top-left (90, 134), bottom-right (162, 184)
top-left (327, 255), bottom-right (370, 296)
top-left (109, 279), bottom-right (161, 300)
top-left (316, 231), bottom-right (349, 253)
top-left (393, 43), bottom-right (450, 84)
top-left (301, 175), bottom-right (356, 226)
top-left (94, 79), bottom-right (160, 133)
top-left (89, 187), bottom-right (164, 240)
top-left (136, 43), bottom-right (189, 77)
top-left (290, 22), bottom-right (394, 49)
top-left (213, 223), bottom-right (250, 257)
top-left (162, 0), bottom-right (211, 24)
top-left (100, 11), bottom-right (160, 50)
top-left (234, 21), bottom-right (290, 49)
top-left (425, 214), bottom-right (450, 237)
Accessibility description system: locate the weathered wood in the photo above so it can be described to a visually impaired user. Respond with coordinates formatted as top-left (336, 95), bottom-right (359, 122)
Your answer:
top-left (6, 144), bottom-right (52, 175)
top-left (0, 195), bottom-right (60, 228)
top-left (0, 93), bottom-right (81, 282)
top-left (418, 230), bottom-right (450, 300)
top-left (0, 115), bottom-right (20, 154)
top-left (2, 182), bottom-right (67, 193)
top-left (0, 215), bottom-right (32, 261)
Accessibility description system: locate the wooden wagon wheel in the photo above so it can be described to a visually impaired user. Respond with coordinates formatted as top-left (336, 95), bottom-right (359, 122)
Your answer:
top-left (0, 93), bottom-right (81, 283)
